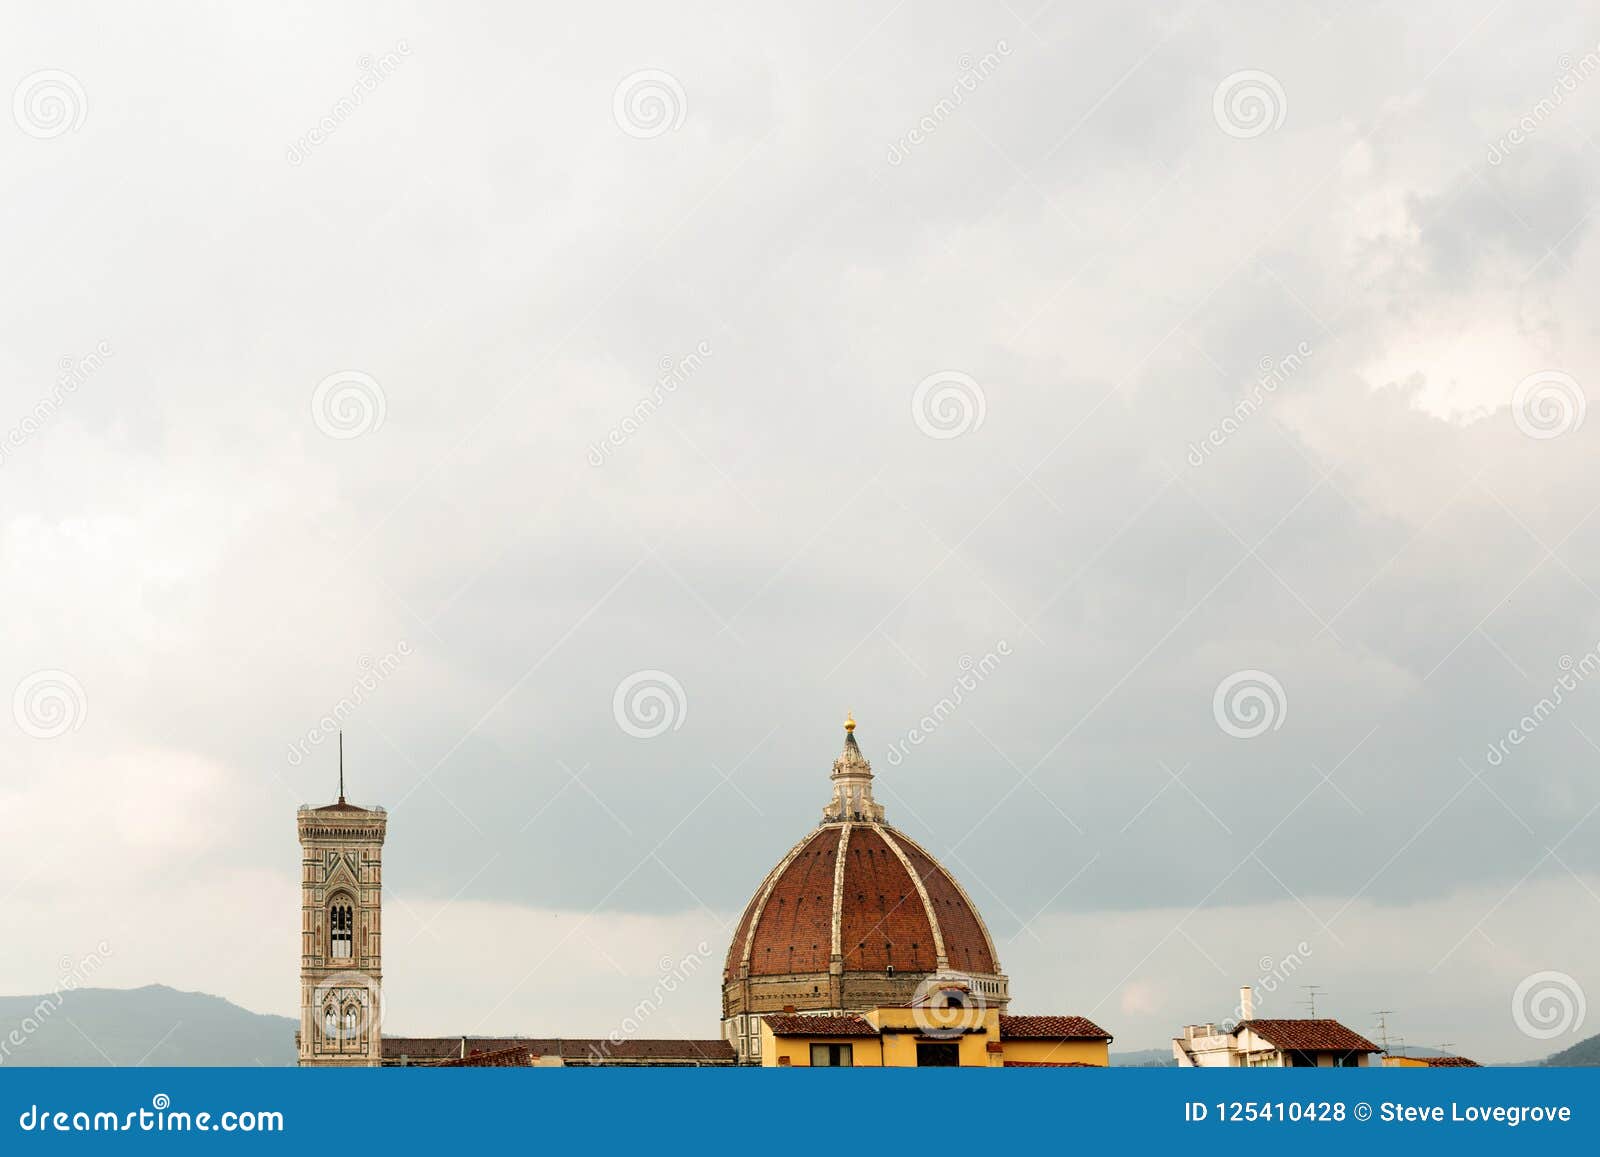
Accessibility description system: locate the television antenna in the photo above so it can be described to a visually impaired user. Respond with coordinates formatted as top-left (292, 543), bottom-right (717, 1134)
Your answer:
top-left (1373, 1010), bottom-right (1396, 1053)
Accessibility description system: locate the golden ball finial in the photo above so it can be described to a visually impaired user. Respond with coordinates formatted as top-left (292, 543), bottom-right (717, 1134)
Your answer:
top-left (845, 711), bottom-right (856, 732)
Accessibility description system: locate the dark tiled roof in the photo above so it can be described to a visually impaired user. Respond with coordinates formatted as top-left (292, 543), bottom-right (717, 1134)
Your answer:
top-left (435, 1045), bottom-right (535, 1067)
top-left (1003, 1060), bottom-right (1102, 1067)
top-left (307, 800), bottom-right (380, 813)
top-left (560, 1039), bottom-right (735, 1064)
top-left (763, 1014), bottom-right (879, 1037)
top-left (1417, 1055), bottom-right (1481, 1067)
top-left (1236, 1019), bottom-right (1380, 1053)
top-left (999, 1015), bottom-right (1112, 1041)
top-left (384, 1037), bottom-right (466, 1060)
top-left (386, 1036), bottom-right (736, 1066)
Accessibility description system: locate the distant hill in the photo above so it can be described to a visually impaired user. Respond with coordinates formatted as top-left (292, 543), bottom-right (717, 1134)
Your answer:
top-left (1542, 1032), bottom-right (1600, 1066)
top-left (1112, 1047), bottom-right (1176, 1067)
top-left (0, 985), bottom-right (295, 1066)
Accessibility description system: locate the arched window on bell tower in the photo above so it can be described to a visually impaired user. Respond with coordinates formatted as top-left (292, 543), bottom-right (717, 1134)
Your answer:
top-left (330, 899), bottom-right (354, 960)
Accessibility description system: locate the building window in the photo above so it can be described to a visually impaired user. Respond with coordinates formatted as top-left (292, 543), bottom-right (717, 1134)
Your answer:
top-left (811, 1043), bottom-right (853, 1067)
top-left (330, 902), bottom-right (353, 959)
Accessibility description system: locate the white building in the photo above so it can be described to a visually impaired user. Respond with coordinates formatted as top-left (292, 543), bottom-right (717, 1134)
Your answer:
top-left (1174, 987), bottom-right (1380, 1068)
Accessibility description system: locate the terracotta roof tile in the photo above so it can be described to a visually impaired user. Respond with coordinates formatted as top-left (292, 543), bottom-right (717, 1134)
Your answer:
top-left (1417, 1055), bottom-right (1481, 1067)
top-left (763, 1014), bottom-right (879, 1037)
top-left (387, 1036), bottom-right (736, 1065)
top-left (559, 1039), bottom-right (735, 1064)
top-left (999, 1014), bottom-right (1112, 1041)
top-left (1003, 1060), bottom-right (1103, 1067)
top-left (434, 1045), bottom-right (535, 1067)
top-left (1236, 1019), bottom-right (1380, 1053)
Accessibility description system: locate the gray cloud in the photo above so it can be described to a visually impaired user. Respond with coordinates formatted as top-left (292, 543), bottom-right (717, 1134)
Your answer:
top-left (3, 0), bottom-right (1598, 1059)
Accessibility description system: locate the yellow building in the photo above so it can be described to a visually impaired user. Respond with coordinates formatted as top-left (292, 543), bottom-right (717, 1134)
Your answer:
top-left (759, 981), bottom-right (1111, 1067)
top-left (1382, 1054), bottom-right (1481, 1068)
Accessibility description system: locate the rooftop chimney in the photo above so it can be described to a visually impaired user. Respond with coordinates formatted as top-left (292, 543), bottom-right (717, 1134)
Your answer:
top-left (1239, 985), bottom-right (1254, 1021)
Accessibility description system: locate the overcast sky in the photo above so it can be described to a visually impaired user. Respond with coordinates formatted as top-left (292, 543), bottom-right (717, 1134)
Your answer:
top-left (4, 2), bottom-right (1600, 1062)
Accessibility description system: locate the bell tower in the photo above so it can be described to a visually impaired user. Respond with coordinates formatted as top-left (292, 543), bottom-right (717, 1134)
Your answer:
top-left (297, 735), bottom-right (387, 1066)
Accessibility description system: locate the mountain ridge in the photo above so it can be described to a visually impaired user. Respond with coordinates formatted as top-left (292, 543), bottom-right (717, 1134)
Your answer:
top-left (0, 984), bottom-right (296, 1067)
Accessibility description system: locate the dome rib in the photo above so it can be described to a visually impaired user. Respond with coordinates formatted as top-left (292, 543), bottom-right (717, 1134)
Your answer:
top-left (727, 827), bottom-right (824, 980)
top-left (873, 824), bottom-right (948, 969)
top-left (829, 822), bottom-right (853, 960)
top-left (889, 827), bottom-right (1002, 973)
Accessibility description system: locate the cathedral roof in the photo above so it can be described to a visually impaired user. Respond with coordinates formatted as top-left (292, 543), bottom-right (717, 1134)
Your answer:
top-left (723, 720), bottom-right (1000, 983)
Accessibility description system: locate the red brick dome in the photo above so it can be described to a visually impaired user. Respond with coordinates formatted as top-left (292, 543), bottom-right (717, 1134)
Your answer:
top-left (720, 721), bottom-right (1010, 1059)
top-left (724, 820), bottom-right (1000, 981)
top-left (723, 720), bottom-right (1003, 986)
